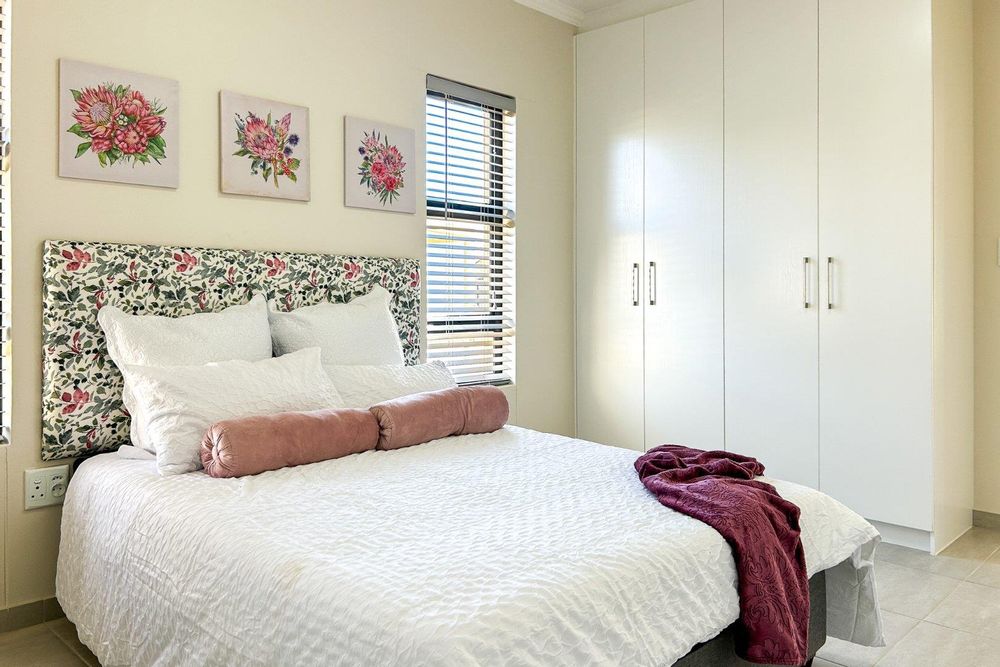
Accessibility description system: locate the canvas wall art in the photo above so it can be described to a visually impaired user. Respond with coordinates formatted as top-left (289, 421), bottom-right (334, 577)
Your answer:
top-left (59, 59), bottom-right (179, 188)
top-left (345, 116), bottom-right (416, 214)
top-left (220, 91), bottom-right (310, 201)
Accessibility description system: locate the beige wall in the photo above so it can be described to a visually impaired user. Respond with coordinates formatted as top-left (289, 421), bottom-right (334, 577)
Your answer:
top-left (4, 0), bottom-right (576, 608)
top-left (975, 0), bottom-right (1000, 515)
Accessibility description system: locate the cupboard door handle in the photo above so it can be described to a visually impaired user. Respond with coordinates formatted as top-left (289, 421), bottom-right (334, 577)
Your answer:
top-left (648, 261), bottom-right (657, 306)
top-left (632, 263), bottom-right (640, 306)
top-left (826, 257), bottom-right (834, 309)
top-left (802, 257), bottom-right (811, 309)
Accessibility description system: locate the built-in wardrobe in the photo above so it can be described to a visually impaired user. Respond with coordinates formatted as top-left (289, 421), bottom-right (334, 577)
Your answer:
top-left (575, 0), bottom-right (973, 552)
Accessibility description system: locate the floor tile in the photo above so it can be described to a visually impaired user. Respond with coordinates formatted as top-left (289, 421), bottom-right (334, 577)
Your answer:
top-left (0, 624), bottom-right (84, 666)
top-left (876, 621), bottom-right (1000, 667)
top-left (926, 580), bottom-right (1000, 639)
top-left (816, 610), bottom-right (917, 667)
top-left (938, 527), bottom-right (1000, 562)
top-left (876, 541), bottom-right (980, 580)
top-left (47, 619), bottom-right (99, 667)
top-left (968, 548), bottom-right (1000, 589)
top-left (874, 561), bottom-right (960, 619)
top-left (813, 658), bottom-right (841, 667)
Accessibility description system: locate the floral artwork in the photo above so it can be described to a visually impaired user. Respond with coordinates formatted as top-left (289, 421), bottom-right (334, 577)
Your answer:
top-left (59, 60), bottom-right (179, 188)
top-left (221, 91), bottom-right (310, 201)
top-left (357, 130), bottom-right (406, 205)
top-left (345, 116), bottom-right (416, 214)
top-left (41, 240), bottom-right (420, 460)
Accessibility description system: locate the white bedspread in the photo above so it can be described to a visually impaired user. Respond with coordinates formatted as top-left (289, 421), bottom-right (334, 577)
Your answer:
top-left (57, 426), bottom-right (883, 666)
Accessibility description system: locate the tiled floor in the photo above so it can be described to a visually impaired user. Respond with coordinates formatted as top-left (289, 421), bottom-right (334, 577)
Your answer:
top-left (0, 618), bottom-right (97, 666)
top-left (0, 529), bottom-right (999, 666)
top-left (817, 526), bottom-right (1000, 667)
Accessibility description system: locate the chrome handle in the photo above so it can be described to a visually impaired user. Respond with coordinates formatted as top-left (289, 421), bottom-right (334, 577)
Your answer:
top-left (648, 261), bottom-right (657, 306)
top-left (826, 257), bottom-right (834, 309)
top-left (631, 263), bottom-right (640, 306)
top-left (802, 257), bottom-right (811, 309)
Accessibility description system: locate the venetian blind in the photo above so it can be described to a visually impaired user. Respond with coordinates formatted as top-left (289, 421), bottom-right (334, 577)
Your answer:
top-left (425, 75), bottom-right (515, 385)
top-left (0, 0), bottom-right (9, 444)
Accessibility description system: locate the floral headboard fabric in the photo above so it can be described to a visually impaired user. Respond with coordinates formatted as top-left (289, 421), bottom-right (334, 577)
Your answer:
top-left (42, 240), bottom-right (420, 461)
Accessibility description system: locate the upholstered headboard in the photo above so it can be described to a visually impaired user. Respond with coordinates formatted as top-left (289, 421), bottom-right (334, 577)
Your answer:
top-left (41, 240), bottom-right (420, 460)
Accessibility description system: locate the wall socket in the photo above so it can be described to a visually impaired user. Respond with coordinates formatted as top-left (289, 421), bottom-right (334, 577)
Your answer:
top-left (25, 465), bottom-right (70, 509)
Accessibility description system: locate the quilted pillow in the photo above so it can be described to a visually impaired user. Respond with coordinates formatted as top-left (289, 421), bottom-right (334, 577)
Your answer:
top-left (122, 347), bottom-right (344, 476)
top-left (324, 361), bottom-right (457, 408)
top-left (268, 286), bottom-right (404, 365)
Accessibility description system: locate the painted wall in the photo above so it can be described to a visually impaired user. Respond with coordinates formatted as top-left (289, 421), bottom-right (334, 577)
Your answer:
top-left (975, 0), bottom-right (1000, 515)
top-left (5, 0), bottom-right (576, 608)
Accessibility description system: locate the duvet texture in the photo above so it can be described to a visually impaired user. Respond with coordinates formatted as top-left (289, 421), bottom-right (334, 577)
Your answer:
top-left (57, 426), bottom-right (882, 666)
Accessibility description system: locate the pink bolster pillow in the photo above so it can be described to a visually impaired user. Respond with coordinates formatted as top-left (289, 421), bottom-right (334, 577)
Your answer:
top-left (369, 385), bottom-right (509, 450)
top-left (200, 408), bottom-right (378, 478)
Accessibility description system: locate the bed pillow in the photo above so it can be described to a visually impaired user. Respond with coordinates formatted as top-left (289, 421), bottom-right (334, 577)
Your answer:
top-left (268, 286), bottom-right (404, 365)
top-left (98, 293), bottom-right (272, 453)
top-left (324, 360), bottom-right (457, 408)
top-left (122, 347), bottom-right (344, 476)
top-left (369, 385), bottom-right (509, 450)
top-left (200, 408), bottom-right (379, 478)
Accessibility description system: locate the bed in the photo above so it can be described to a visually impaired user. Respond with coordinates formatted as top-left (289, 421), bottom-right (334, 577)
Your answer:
top-left (46, 240), bottom-right (883, 666)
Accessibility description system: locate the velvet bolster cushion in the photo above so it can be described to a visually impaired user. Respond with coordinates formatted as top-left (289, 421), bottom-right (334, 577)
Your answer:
top-left (200, 408), bottom-right (379, 478)
top-left (369, 385), bottom-right (509, 450)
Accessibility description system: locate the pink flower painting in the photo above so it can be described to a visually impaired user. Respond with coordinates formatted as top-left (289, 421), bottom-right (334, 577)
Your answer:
top-left (233, 111), bottom-right (301, 187)
top-left (344, 117), bottom-right (416, 214)
top-left (59, 60), bottom-right (179, 188)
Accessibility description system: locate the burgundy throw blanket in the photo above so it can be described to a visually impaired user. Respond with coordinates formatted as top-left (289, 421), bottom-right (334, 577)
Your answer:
top-left (635, 445), bottom-right (809, 666)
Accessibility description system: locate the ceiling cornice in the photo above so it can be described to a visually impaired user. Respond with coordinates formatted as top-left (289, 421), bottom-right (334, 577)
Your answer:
top-left (513, 0), bottom-right (585, 26)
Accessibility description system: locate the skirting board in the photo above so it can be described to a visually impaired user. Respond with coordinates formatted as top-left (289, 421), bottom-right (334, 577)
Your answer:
top-left (974, 510), bottom-right (1000, 530)
top-left (0, 597), bottom-right (64, 633)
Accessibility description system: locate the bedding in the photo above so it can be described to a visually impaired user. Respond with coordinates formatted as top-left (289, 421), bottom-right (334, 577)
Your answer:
top-left (324, 360), bottom-right (457, 408)
top-left (57, 426), bottom-right (882, 666)
top-left (268, 285), bottom-right (405, 365)
top-left (636, 445), bottom-right (809, 665)
top-left (123, 348), bottom-right (344, 475)
top-left (370, 385), bottom-right (510, 450)
top-left (201, 408), bottom-right (379, 478)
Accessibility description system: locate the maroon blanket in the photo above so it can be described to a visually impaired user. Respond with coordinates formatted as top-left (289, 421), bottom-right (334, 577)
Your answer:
top-left (635, 445), bottom-right (809, 666)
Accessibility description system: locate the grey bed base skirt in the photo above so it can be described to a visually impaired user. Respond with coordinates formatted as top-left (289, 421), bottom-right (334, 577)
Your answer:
top-left (673, 569), bottom-right (827, 667)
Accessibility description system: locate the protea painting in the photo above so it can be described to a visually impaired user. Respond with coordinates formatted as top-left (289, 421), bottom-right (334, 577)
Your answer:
top-left (232, 111), bottom-right (301, 188)
top-left (66, 83), bottom-right (167, 167)
top-left (357, 130), bottom-right (407, 205)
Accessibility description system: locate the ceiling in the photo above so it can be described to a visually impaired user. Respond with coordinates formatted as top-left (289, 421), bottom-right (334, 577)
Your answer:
top-left (513, 0), bottom-right (688, 30)
top-left (512, 0), bottom-right (622, 26)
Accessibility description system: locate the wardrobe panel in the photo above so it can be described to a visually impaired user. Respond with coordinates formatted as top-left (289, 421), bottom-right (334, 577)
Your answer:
top-left (575, 19), bottom-right (646, 450)
top-left (818, 0), bottom-right (934, 528)
top-left (643, 0), bottom-right (724, 451)
top-left (723, 0), bottom-right (819, 486)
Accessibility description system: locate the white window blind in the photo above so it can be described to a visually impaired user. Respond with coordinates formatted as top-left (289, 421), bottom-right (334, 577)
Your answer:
top-left (0, 0), bottom-right (9, 444)
top-left (425, 75), bottom-right (515, 386)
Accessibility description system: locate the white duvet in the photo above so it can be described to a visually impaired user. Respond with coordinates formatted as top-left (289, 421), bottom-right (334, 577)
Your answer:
top-left (57, 426), bottom-right (883, 666)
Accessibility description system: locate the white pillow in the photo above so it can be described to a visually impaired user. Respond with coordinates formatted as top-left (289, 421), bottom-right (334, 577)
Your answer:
top-left (98, 294), bottom-right (273, 453)
top-left (122, 348), bottom-right (344, 476)
top-left (98, 293), bottom-right (272, 366)
top-left (324, 361), bottom-right (457, 408)
top-left (268, 286), bottom-right (405, 366)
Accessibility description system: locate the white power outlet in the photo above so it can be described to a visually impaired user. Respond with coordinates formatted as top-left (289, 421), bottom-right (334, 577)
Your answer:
top-left (25, 465), bottom-right (70, 509)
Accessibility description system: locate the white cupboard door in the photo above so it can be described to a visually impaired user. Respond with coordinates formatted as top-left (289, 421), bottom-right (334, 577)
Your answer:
top-left (818, 0), bottom-right (934, 529)
top-left (724, 0), bottom-right (819, 487)
top-left (643, 0), bottom-right (724, 451)
top-left (575, 19), bottom-right (646, 450)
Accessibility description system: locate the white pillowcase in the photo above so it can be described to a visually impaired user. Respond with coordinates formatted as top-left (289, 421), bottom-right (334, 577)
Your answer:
top-left (98, 294), bottom-right (273, 453)
top-left (268, 286), bottom-right (404, 365)
top-left (98, 293), bottom-right (272, 366)
top-left (324, 361), bottom-right (458, 408)
top-left (122, 348), bottom-right (344, 476)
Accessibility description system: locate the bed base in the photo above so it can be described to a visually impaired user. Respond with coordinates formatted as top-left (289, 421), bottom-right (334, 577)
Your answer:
top-left (674, 569), bottom-right (826, 667)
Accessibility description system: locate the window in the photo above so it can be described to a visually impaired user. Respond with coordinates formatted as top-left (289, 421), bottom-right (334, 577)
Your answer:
top-left (0, 0), bottom-right (9, 444)
top-left (425, 76), bottom-right (515, 386)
